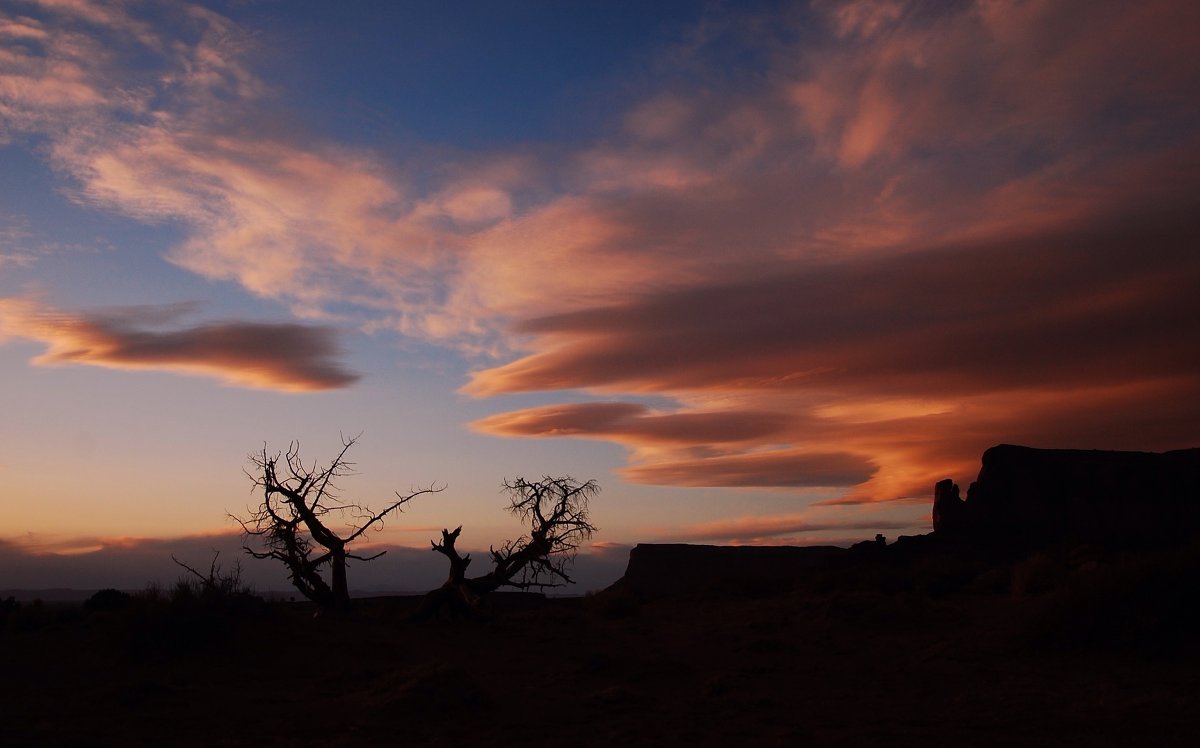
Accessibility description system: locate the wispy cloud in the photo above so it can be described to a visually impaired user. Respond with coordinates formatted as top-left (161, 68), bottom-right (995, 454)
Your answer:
top-left (0, 298), bottom-right (359, 391)
top-left (471, 1), bottom-right (1200, 496)
top-left (473, 402), bottom-right (791, 444)
top-left (468, 207), bottom-right (1200, 398)
top-left (623, 449), bottom-right (878, 489)
top-left (652, 511), bottom-right (918, 545)
top-left (466, 201), bottom-right (1200, 496)
top-left (4, 0), bottom-right (1198, 503)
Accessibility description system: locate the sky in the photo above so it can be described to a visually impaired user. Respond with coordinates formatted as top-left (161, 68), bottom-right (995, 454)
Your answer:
top-left (1, 0), bottom-right (1198, 593)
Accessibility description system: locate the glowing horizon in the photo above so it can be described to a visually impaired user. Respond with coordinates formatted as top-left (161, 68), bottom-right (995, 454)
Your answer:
top-left (2, 0), bottom-right (1198, 589)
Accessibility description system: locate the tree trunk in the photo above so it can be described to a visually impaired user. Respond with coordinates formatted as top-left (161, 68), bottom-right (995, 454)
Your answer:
top-left (415, 527), bottom-right (486, 620)
top-left (330, 546), bottom-right (350, 609)
top-left (417, 529), bottom-right (555, 620)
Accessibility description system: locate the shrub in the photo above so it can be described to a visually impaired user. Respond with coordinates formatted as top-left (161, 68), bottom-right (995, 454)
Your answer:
top-left (1021, 542), bottom-right (1200, 655)
top-left (170, 552), bottom-right (262, 611)
top-left (84, 588), bottom-right (132, 612)
top-left (1010, 551), bottom-right (1067, 596)
top-left (133, 583), bottom-right (164, 605)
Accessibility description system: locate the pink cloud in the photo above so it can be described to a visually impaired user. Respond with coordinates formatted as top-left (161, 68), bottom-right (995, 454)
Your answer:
top-left (463, 199), bottom-right (1200, 496)
top-left (6, 0), bottom-right (1199, 512)
top-left (0, 298), bottom-right (359, 391)
top-left (792, 0), bottom-right (1200, 168)
top-left (469, 201), bottom-right (1200, 396)
top-left (622, 450), bottom-right (877, 489)
top-left (654, 511), bottom-right (917, 545)
top-left (472, 401), bottom-right (791, 444)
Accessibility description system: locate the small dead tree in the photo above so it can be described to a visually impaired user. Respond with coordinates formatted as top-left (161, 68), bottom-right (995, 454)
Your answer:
top-left (171, 551), bottom-right (251, 605)
top-left (419, 476), bottom-right (598, 618)
top-left (235, 436), bottom-right (441, 611)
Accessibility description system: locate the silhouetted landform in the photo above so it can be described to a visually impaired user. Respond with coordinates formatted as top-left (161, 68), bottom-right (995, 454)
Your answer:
top-left (611, 444), bottom-right (1199, 598)
top-left (935, 444), bottom-right (1200, 547)
top-left (0, 588), bottom-right (96, 603)
top-left (5, 444), bottom-right (1200, 746)
top-left (610, 543), bottom-right (846, 597)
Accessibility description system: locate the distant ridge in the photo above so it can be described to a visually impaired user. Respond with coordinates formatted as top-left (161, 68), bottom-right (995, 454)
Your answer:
top-left (0, 588), bottom-right (413, 603)
top-left (0, 588), bottom-right (93, 603)
top-left (608, 543), bottom-right (846, 597)
top-left (607, 444), bottom-right (1200, 597)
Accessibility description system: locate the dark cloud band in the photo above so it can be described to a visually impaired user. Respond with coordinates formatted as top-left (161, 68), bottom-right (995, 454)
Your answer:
top-left (0, 299), bottom-right (359, 392)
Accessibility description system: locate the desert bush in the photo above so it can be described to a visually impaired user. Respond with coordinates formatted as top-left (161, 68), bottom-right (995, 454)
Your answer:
top-left (170, 552), bottom-right (262, 611)
top-left (84, 588), bottom-right (132, 612)
top-left (1010, 551), bottom-right (1067, 596)
top-left (122, 590), bottom-right (271, 660)
top-left (5, 598), bottom-right (51, 630)
top-left (133, 583), bottom-right (164, 605)
top-left (1021, 542), bottom-right (1200, 656)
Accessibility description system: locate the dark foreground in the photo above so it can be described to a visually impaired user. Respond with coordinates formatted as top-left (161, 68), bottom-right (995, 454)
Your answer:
top-left (3, 542), bottom-right (1199, 747)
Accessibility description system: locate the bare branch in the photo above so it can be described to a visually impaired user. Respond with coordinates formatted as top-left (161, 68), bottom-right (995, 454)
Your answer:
top-left (344, 484), bottom-right (446, 544)
top-left (234, 438), bottom-right (440, 611)
top-left (422, 476), bottom-right (599, 619)
top-left (172, 554), bottom-right (211, 583)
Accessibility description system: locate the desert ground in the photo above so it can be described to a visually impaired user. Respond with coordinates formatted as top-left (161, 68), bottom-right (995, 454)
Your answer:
top-left (3, 540), bottom-right (1198, 747)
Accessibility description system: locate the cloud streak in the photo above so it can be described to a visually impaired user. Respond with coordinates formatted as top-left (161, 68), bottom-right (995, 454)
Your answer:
top-left (473, 402), bottom-right (791, 444)
top-left (4, 0), bottom-right (1199, 508)
top-left (468, 202), bottom-right (1200, 495)
top-left (623, 450), bottom-right (877, 489)
top-left (0, 298), bottom-right (359, 391)
top-left (469, 206), bottom-right (1200, 398)
top-left (653, 513), bottom-right (919, 545)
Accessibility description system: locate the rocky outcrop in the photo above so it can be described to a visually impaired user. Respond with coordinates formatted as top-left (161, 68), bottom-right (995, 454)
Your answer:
top-left (932, 478), bottom-right (964, 534)
top-left (609, 543), bottom-right (846, 597)
top-left (607, 444), bottom-right (1198, 598)
top-left (934, 444), bottom-right (1200, 546)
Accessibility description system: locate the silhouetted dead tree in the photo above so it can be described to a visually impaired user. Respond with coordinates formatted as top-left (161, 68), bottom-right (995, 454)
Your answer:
top-left (418, 476), bottom-right (598, 619)
top-left (235, 436), bottom-right (442, 611)
top-left (171, 551), bottom-right (251, 603)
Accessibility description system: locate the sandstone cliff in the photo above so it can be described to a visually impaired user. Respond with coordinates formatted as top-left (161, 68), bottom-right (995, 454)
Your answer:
top-left (609, 543), bottom-right (845, 597)
top-left (609, 444), bottom-right (1198, 597)
top-left (934, 444), bottom-right (1199, 545)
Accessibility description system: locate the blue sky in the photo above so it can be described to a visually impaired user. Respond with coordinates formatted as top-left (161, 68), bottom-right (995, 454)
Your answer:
top-left (2, 0), bottom-right (1198, 592)
top-left (245, 1), bottom-right (715, 143)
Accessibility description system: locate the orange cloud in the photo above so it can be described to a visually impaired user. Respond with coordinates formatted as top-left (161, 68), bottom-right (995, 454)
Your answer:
top-left (464, 202), bottom-right (1200, 497)
top-left (472, 401), bottom-right (790, 444)
top-left (794, 0), bottom-right (1200, 168)
top-left (468, 205), bottom-right (1200, 397)
top-left (16, 0), bottom-right (1194, 362)
top-left (0, 298), bottom-right (359, 391)
top-left (622, 450), bottom-right (876, 489)
top-left (654, 512), bottom-right (917, 545)
top-left (6, 0), bottom-right (1199, 512)
top-left (473, 402), bottom-right (874, 488)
